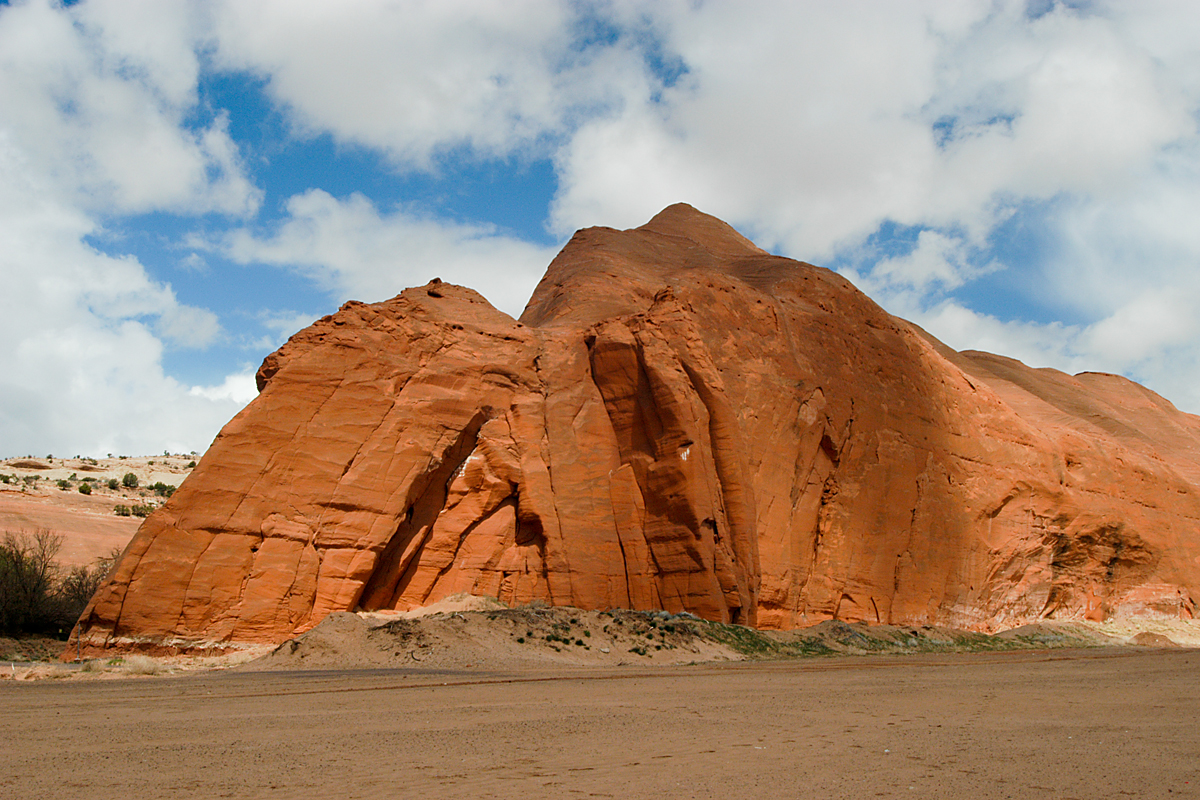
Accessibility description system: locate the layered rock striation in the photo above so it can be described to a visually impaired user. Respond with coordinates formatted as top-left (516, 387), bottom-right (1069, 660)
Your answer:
top-left (73, 204), bottom-right (1200, 650)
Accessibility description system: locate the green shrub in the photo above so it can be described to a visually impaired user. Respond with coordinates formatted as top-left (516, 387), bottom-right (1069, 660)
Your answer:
top-left (121, 472), bottom-right (138, 489)
top-left (131, 504), bottom-right (154, 518)
top-left (56, 479), bottom-right (70, 491)
top-left (149, 482), bottom-right (176, 498)
top-left (77, 482), bottom-right (91, 495)
top-left (107, 478), bottom-right (119, 490)
top-left (114, 505), bottom-right (131, 517)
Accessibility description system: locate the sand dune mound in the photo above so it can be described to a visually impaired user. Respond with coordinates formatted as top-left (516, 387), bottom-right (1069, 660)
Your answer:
top-left (1129, 631), bottom-right (1181, 647)
top-left (245, 603), bottom-right (740, 672)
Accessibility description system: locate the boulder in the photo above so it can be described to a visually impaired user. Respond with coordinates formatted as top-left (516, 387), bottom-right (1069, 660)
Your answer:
top-left (71, 204), bottom-right (1200, 650)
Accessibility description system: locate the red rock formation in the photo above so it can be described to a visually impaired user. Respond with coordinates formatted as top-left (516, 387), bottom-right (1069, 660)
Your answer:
top-left (71, 204), bottom-right (1200, 650)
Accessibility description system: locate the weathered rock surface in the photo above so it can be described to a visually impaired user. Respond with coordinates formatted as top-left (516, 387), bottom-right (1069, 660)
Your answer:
top-left (72, 204), bottom-right (1200, 650)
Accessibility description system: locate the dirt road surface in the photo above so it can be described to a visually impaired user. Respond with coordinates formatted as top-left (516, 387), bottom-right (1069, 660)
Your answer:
top-left (2, 648), bottom-right (1196, 799)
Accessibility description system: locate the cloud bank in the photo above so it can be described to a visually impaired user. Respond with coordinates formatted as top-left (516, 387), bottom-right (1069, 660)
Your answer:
top-left (0, 0), bottom-right (256, 456)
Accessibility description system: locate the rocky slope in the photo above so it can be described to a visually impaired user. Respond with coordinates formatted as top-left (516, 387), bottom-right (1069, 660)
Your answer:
top-left (1, 454), bottom-right (194, 567)
top-left (72, 204), bottom-right (1200, 651)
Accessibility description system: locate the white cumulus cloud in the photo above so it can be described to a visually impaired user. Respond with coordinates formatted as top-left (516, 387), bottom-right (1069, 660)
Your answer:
top-left (215, 190), bottom-right (560, 318)
top-left (0, 0), bottom-right (261, 457)
top-left (189, 372), bottom-right (259, 405)
top-left (208, 0), bottom-right (653, 170)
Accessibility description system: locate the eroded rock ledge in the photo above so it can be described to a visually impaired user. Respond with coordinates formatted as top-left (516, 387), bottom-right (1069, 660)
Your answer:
top-left (72, 204), bottom-right (1200, 650)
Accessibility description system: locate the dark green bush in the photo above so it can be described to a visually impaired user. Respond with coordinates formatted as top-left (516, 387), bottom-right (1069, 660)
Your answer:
top-left (114, 505), bottom-right (131, 517)
top-left (0, 530), bottom-right (114, 637)
top-left (121, 472), bottom-right (138, 489)
top-left (107, 478), bottom-right (119, 490)
top-left (77, 482), bottom-right (92, 495)
top-left (58, 565), bottom-right (105, 617)
top-left (149, 482), bottom-right (176, 498)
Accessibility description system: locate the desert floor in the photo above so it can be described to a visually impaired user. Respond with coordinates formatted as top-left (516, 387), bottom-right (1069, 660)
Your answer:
top-left (2, 647), bottom-right (1196, 799)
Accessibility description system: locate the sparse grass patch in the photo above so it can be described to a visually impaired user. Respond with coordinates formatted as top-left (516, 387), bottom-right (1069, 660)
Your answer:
top-left (122, 655), bottom-right (163, 674)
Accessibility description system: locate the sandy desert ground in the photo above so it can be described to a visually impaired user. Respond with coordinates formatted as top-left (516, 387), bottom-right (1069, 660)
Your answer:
top-left (1, 647), bottom-right (1196, 799)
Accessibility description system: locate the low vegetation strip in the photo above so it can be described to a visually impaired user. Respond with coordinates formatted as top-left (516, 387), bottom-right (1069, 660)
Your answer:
top-left (0, 592), bottom-right (1168, 679)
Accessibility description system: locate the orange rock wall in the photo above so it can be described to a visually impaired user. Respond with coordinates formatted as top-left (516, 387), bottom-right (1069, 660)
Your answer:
top-left (73, 205), bottom-right (1200, 649)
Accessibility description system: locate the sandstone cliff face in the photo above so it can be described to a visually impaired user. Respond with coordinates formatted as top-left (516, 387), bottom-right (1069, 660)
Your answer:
top-left (73, 204), bottom-right (1200, 649)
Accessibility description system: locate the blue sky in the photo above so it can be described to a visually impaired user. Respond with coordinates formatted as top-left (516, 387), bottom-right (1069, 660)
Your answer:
top-left (2, 0), bottom-right (1200, 457)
